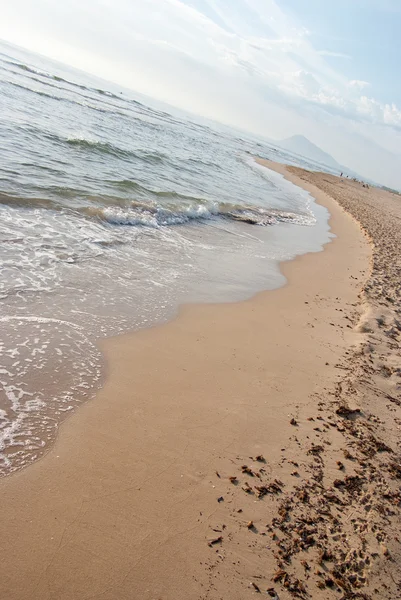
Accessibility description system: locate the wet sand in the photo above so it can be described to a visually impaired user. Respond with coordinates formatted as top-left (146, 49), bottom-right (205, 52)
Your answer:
top-left (1, 162), bottom-right (400, 599)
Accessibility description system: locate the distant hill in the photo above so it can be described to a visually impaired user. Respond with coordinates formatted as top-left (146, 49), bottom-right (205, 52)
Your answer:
top-left (277, 135), bottom-right (341, 170)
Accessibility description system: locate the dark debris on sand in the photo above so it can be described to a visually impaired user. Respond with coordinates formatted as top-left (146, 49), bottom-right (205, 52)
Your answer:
top-left (203, 172), bottom-right (401, 598)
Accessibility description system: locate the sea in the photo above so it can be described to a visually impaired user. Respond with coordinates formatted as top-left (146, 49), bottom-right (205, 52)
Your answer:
top-left (0, 40), bottom-right (338, 476)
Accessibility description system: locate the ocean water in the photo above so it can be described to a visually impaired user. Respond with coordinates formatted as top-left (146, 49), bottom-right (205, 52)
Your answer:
top-left (0, 41), bottom-right (334, 476)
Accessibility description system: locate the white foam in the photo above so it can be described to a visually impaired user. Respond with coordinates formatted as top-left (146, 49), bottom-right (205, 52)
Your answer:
top-left (245, 157), bottom-right (317, 225)
top-left (0, 158), bottom-right (331, 476)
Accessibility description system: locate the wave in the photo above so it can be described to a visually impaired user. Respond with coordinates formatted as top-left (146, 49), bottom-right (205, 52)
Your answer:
top-left (1, 184), bottom-right (313, 228)
top-left (109, 180), bottom-right (153, 194)
top-left (24, 74), bottom-right (120, 108)
top-left (4, 76), bottom-right (133, 125)
top-left (66, 137), bottom-right (123, 154)
top-left (85, 201), bottom-right (313, 228)
top-left (85, 203), bottom-right (214, 227)
top-left (1, 56), bottom-right (146, 113)
top-left (7, 80), bottom-right (124, 120)
top-left (5, 80), bottom-right (65, 102)
top-left (94, 88), bottom-right (125, 102)
top-left (2, 58), bottom-right (123, 100)
top-left (3, 65), bottom-right (167, 131)
top-left (3, 59), bottom-right (52, 78)
top-left (186, 156), bottom-right (222, 171)
top-left (0, 192), bottom-right (58, 210)
top-left (106, 181), bottom-right (218, 205)
top-left (223, 205), bottom-right (313, 226)
top-left (66, 138), bottom-right (169, 164)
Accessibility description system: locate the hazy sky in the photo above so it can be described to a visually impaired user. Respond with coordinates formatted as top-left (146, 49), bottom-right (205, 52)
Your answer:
top-left (1, 0), bottom-right (400, 187)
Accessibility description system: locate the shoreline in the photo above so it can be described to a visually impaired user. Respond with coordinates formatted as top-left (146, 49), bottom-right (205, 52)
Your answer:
top-left (0, 159), bottom-right (330, 478)
top-left (0, 159), bottom-right (330, 479)
top-left (1, 162), bottom-right (400, 599)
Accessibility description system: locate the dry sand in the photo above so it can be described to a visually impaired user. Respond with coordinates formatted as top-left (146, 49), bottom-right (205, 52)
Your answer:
top-left (0, 162), bottom-right (400, 600)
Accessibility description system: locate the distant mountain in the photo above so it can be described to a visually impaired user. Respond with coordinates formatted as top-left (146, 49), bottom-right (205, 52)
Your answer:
top-left (277, 135), bottom-right (341, 170)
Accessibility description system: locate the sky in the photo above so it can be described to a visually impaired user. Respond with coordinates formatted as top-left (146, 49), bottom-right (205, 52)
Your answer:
top-left (1, 0), bottom-right (400, 188)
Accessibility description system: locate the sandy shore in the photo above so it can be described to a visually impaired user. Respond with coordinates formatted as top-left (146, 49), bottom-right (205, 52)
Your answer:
top-left (1, 162), bottom-right (400, 600)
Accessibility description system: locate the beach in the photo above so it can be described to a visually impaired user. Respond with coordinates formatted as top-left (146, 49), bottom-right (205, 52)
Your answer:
top-left (1, 45), bottom-right (335, 476)
top-left (1, 162), bottom-right (400, 599)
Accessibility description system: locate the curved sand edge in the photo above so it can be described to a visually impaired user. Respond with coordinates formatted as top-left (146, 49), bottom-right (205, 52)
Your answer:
top-left (1, 163), bottom-right (399, 599)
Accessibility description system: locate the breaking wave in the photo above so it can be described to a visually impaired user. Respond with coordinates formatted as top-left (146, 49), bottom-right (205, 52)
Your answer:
top-left (0, 41), bottom-right (331, 479)
top-left (0, 191), bottom-right (314, 228)
top-left (86, 201), bottom-right (314, 228)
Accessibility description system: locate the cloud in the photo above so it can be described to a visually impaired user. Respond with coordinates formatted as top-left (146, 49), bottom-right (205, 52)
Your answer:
top-left (357, 96), bottom-right (401, 127)
top-left (318, 50), bottom-right (351, 59)
top-left (348, 80), bottom-right (370, 90)
top-left (286, 70), bottom-right (321, 95)
top-left (1, 0), bottom-right (399, 133)
top-left (0, 0), bottom-right (400, 187)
